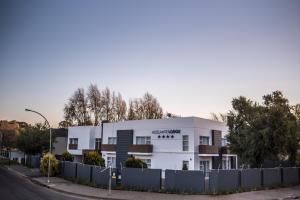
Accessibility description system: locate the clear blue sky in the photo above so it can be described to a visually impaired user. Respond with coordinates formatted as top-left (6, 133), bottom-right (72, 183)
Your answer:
top-left (1, 0), bottom-right (299, 127)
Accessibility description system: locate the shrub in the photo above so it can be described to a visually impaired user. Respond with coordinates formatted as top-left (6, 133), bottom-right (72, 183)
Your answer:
top-left (61, 151), bottom-right (74, 162)
top-left (40, 153), bottom-right (59, 176)
top-left (84, 151), bottom-right (105, 166)
top-left (125, 156), bottom-right (147, 168)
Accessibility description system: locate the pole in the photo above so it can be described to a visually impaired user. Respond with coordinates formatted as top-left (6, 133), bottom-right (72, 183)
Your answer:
top-left (47, 128), bottom-right (52, 183)
top-left (108, 165), bottom-right (112, 196)
top-left (25, 109), bottom-right (51, 183)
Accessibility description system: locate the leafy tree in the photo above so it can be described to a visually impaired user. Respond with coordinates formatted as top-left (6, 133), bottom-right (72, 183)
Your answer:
top-left (227, 91), bottom-right (299, 167)
top-left (40, 153), bottom-right (59, 176)
top-left (210, 113), bottom-right (227, 123)
top-left (58, 120), bottom-right (72, 128)
top-left (127, 92), bottom-right (163, 120)
top-left (61, 151), bottom-right (74, 162)
top-left (125, 156), bottom-right (147, 168)
top-left (17, 124), bottom-right (53, 155)
top-left (64, 88), bottom-right (92, 126)
top-left (83, 151), bottom-right (105, 166)
top-left (87, 84), bottom-right (103, 125)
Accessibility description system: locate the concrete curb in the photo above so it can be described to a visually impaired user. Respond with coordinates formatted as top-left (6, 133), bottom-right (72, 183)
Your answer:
top-left (31, 178), bottom-right (127, 200)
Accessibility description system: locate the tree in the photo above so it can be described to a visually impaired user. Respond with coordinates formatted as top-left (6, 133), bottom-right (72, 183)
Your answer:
top-left (17, 125), bottom-right (53, 155)
top-left (40, 153), bottom-right (59, 176)
top-left (114, 93), bottom-right (127, 121)
top-left (58, 120), bottom-right (72, 128)
top-left (127, 93), bottom-right (163, 120)
top-left (210, 113), bottom-right (227, 123)
top-left (61, 151), bottom-right (74, 162)
top-left (227, 91), bottom-right (299, 167)
top-left (64, 88), bottom-right (92, 126)
top-left (125, 156), bottom-right (147, 168)
top-left (83, 151), bottom-right (105, 166)
top-left (87, 84), bottom-right (103, 125)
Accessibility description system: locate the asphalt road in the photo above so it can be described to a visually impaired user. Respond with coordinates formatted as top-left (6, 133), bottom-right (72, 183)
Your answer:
top-left (0, 166), bottom-right (90, 200)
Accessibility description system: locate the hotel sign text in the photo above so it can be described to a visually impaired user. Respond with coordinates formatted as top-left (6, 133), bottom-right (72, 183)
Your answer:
top-left (152, 129), bottom-right (181, 134)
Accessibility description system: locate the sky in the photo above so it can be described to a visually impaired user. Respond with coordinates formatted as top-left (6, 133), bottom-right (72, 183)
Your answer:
top-left (0, 0), bottom-right (300, 127)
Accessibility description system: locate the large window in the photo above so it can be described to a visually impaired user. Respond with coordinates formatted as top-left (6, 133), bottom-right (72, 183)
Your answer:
top-left (95, 138), bottom-right (101, 150)
top-left (199, 136), bottom-right (210, 145)
top-left (200, 160), bottom-right (210, 176)
top-left (141, 159), bottom-right (151, 168)
top-left (136, 136), bottom-right (151, 145)
top-left (108, 137), bottom-right (117, 144)
top-left (107, 157), bottom-right (116, 168)
top-left (69, 138), bottom-right (78, 144)
top-left (182, 135), bottom-right (189, 151)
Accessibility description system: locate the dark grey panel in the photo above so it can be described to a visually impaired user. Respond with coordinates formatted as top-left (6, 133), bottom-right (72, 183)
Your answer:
top-left (241, 169), bottom-right (262, 189)
top-left (165, 170), bottom-right (205, 193)
top-left (92, 166), bottom-right (116, 188)
top-left (209, 170), bottom-right (240, 193)
top-left (76, 163), bottom-right (92, 183)
top-left (262, 168), bottom-right (281, 187)
top-left (63, 161), bottom-right (77, 179)
top-left (121, 168), bottom-right (161, 191)
top-left (282, 167), bottom-right (299, 185)
top-left (116, 130), bottom-right (133, 169)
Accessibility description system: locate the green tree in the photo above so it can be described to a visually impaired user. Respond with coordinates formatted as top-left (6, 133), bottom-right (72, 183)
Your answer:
top-left (125, 156), bottom-right (147, 168)
top-left (83, 151), bottom-right (105, 166)
top-left (227, 91), bottom-right (299, 167)
top-left (40, 153), bottom-right (59, 176)
top-left (61, 151), bottom-right (74, 162)
top-left (17, 124), bottom-right (53, 155)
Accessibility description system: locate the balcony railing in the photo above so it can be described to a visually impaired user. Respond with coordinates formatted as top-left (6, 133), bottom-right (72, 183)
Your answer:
top-left (128, 144), bottom-right (153, 153)
top-left (101, 144), bottom-right (117, 152)
top-left (199, 145), bottom-right (219, 154)
top-left (220, 146), bottom-right (231, 154)
top-left (69, 143), bottom-right (78, 150)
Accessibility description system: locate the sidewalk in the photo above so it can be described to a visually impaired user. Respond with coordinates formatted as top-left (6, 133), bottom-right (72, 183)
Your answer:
top-left (6, 164), bottom-right (300, 200)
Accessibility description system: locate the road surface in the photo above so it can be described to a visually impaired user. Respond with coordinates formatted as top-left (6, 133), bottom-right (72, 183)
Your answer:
top-left (0, 166), bottom-right (90, 200)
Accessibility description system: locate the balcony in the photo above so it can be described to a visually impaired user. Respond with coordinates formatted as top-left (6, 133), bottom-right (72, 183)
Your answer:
top-left (128, 144), bottom-right (153, 153)
top-left (199, 145), bottom-right (219, 154)
top-left (101, 144), bottom-right (117, 152)
top-left (69, 143), bottom-right (78, 150)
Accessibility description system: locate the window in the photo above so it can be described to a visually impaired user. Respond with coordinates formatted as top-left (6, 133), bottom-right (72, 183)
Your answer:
top-left (69, 138), bottom-right (78, 144)
top-left (136, 136), bottom-right (151, 145)
top-left (200, 160), bottom-right (210, 176)
top-left (141, 159), bottom-right (151, 168)
top-left (182, 135), bottom-right (189, 151)
top-left (108, 137), bottom-right (117, 144)
top-left (95, 138), bottom-right (101, 150)
top-left (200, 160), bottom-right (210, 172)
top-left (182, 161), bottom-right (189, 170)
top-left (200, 136), bottom-right (210, 145)
top-left (107, 157), bottom-right (116, 168)
top-left (222, 159), bottom-right (230, 169)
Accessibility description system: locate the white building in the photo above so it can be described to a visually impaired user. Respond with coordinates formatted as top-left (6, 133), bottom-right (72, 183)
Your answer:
top-left (67, 117), bottom-right (237, 172)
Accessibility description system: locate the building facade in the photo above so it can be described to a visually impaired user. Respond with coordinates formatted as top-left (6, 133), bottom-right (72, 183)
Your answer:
top-left (67, 117), bottom-right (237, 172)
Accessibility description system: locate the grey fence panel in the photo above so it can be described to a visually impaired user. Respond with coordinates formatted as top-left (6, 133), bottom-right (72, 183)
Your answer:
top-left (63, 161), bottom-right (77, 179)
top-left (241, 169), bottom-right (262, 190)
top-left (209, 170), bottom-right (240, 193)
top-left (282, 167), bottom-right (299, 185)
top-left (76, 163), bottom-right (92, 183)
top-left (92, 166), bottom-right (115, 187)
top-left (121, 168), bottom-right (161, 191)
top-left (262, 168), bottom-right (281, 187)
top-left (165, 170), bottom-right (205, 193)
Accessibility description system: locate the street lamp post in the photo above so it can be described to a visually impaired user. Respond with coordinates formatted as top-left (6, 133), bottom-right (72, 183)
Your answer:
top-left (25, 109), bottom-right (52, 183)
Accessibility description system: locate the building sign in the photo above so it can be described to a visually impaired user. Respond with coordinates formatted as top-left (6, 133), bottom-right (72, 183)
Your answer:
top-left (152, 129), bottom-right (181, 134)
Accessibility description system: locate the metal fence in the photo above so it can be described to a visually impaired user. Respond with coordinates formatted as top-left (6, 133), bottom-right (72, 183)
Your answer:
top-left (59, 162), bottom-right (300, 194)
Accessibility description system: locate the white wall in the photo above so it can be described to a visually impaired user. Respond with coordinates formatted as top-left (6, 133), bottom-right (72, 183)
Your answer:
top-left (67, 126), bottom-right (102, 155)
